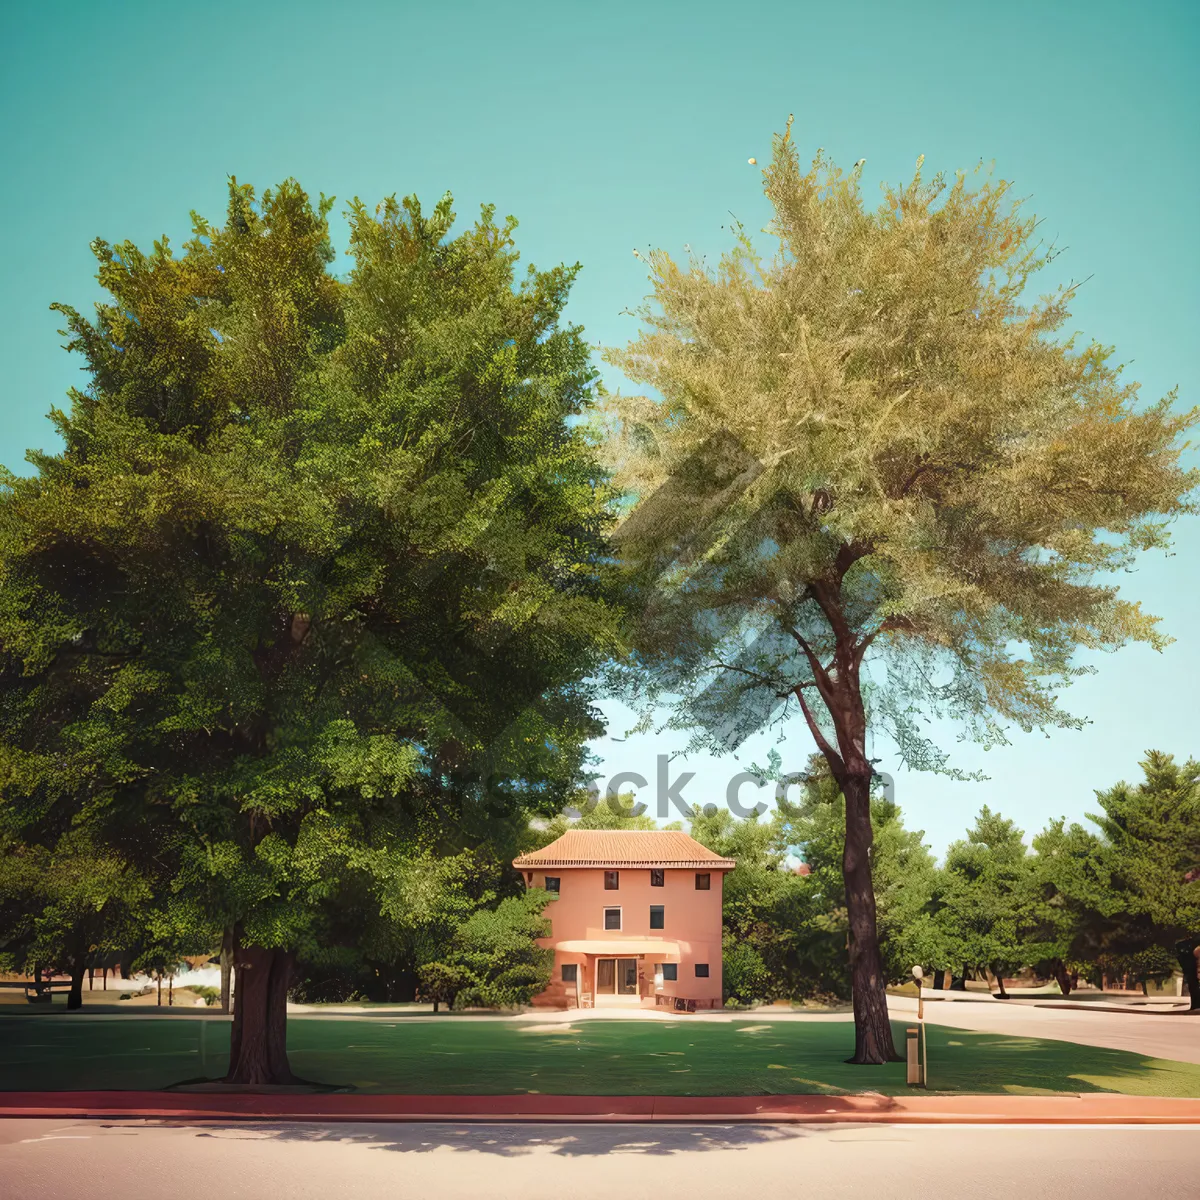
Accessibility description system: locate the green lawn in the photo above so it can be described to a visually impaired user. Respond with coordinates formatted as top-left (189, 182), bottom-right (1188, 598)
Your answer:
top-left (2, 1015), bottom-right (1198, 1097)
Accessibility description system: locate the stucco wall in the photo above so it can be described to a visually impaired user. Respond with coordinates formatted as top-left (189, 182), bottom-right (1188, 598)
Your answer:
top-left (522, 866), bottom-right (725, 1008)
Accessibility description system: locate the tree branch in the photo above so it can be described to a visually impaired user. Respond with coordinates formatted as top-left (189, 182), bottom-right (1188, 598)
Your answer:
top-left (793, 685), bottom-right (842, 770)
top-left (780, 623), bottom-right (837, 703)
top-left (854, 614), bottom-right (917, 665)
top-left (711, 660), bottom-right (793, 698)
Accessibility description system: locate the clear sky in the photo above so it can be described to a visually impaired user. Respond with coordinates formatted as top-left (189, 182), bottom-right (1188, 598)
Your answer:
top-left (3, 0), bottom-right (1197, 857)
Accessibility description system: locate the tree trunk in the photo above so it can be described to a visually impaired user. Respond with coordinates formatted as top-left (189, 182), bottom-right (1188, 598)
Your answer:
top-left (1052, 960), bottom-right (1073, 996)
top-left (220, 926), bottom-right (235, 1015)
top-left (223, 946), bottom-right (302, 1085)
top-left (88, 967), bottom-right (94, 991)
top-left (1174, 941), bottom-right (1200, 1010)
top-left (168, 975), bottom-right (174, 1006)
top-left (993, 969), bottom-right (1007, 998)
top-left (840, 770), bottom-right (901, 1064)
top-left (67, 958), bottom-right (87, 1011)
top-left (157, 975), bottom-right (162, 1006)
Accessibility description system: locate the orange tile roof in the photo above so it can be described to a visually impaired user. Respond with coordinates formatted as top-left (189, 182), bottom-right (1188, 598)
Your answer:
top-left (514, 829), bottom-right (736, 870)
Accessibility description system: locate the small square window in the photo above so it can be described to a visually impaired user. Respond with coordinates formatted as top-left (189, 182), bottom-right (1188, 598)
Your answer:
top-left (660, 963), bottom-right (678, 981)
top-left (544, 876), bottom-right (560, 893)
top-left (604, 907), bottom-right (622, 931)
top-left (694, 963), bottom-right (710, 978)
top-left (562, 964), bottom-right (578, 983)
top-left (650, 868), bottom-right (664, 887)
top-left (649, 905), bottom-right (664, 930)
top-left (695, 872), bottom-right (711, 890)
top-left (604, 870), bottom-right (620, 890)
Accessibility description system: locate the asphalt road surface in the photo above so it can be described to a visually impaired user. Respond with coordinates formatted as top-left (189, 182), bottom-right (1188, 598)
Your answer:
top-left (2, 1119), bottom-right (1198, 1200)
top-left (887, 994), bottom-right (1200, 1064)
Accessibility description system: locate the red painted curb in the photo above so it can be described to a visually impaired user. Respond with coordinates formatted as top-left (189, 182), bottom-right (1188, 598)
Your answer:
top-left (2, 1092), bottom-right (1200, 1124)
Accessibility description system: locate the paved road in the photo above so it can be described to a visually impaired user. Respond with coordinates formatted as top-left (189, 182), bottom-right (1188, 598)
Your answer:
top-left (887, 995), bottom-right (1200, 1064)
top-left (2, 1119), bottom-right (1198, 1200)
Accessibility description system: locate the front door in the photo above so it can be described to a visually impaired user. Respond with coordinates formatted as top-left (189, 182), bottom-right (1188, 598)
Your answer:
top-left (596, 958), bottom-right (639, 996)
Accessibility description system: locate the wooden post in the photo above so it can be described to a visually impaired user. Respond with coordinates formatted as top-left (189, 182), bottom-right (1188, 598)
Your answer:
top-left (906, 1028), bottom-right (922, 1086)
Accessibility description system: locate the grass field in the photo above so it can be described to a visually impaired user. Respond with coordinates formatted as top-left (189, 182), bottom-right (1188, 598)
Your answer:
top-left (2, 1015), bottom-right (1199, 1097)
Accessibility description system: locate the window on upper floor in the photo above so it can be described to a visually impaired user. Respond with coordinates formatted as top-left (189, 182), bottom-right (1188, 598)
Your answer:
top-left (650, 868), bottom-right (664, 887)
top-left (604, 870), bottom-right (620, 890)
top-left (695, 872), bottom-right (711, 890)
top-left (649, 905), bottom-right (664, 930)
top-left (544, 876), bottom-right (560, 893)
top-left (695, 963), bottom-right (710, 978)
top-left (604, 907), bottom-right (622, 930)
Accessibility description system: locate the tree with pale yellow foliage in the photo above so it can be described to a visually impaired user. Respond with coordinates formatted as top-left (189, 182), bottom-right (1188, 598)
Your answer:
top-left (600, 116), bottom-right (1198, 1063)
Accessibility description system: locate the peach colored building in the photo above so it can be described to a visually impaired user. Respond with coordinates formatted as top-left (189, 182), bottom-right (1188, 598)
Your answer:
top-left (513, 829), bottom-right (735, 1010)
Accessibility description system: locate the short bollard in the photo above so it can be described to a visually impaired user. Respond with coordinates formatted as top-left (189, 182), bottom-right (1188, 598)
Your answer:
top-left (906, 1027), bottom-right (924, 1087)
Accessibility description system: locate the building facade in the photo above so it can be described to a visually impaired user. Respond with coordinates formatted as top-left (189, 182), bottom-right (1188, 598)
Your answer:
top-left (513, 829), bottom-right (735, 1010)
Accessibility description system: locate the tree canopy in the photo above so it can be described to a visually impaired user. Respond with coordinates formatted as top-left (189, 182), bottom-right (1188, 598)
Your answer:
top-left (598, 115), bottom-right (1198, 1060)
top-left (0, 178), bottom-right (621, 1078)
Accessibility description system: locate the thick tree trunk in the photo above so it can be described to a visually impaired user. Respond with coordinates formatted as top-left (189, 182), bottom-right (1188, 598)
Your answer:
top-left (1052, 960), bottom-right (1073, 996)
top-left (220, 926), bottom-right (234, 1015)
top-left (993, 970), bottom-right (1007, 998)
top-left (223, 946), bottom-right (301, 1085)
top-left (841, 771), bottom-right (901, 1064)
top-left (67, 959), bottom-right (87, 1011)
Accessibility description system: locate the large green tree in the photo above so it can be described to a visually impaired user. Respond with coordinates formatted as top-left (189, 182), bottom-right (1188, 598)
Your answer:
top-left (599, 117), bottom-right (1198, 1060)
top-left (0, 180), bottom-right (619, 1082)
top-left (1027, 817), bottom-right (1111, 994)
top-left (933, 808), bottom-right (1039, 996)
top-left (1086, 752), bottom-right (1200, 992)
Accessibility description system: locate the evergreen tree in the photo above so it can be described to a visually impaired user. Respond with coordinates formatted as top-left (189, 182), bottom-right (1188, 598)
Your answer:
top-left (934, 808), bottom-right (1037, 995)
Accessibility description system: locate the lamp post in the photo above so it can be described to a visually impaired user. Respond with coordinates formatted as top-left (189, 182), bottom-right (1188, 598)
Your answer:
top-left (911, 966), bottom-right (927, 1087)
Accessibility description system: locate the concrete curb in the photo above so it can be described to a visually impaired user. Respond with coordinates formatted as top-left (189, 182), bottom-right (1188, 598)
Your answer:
top-left (3, 1092), bottom-right (1200, 1125)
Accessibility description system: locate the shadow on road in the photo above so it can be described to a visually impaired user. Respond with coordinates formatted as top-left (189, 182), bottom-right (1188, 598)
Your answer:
top-left (116, 1119), bottom-right (817, 1158)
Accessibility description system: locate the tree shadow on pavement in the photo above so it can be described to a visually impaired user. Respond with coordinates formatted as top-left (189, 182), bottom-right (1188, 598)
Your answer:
top-left (161, 1120), bottom-right (819, 1158)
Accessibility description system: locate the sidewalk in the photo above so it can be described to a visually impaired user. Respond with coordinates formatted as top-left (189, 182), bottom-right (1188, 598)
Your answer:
top-left (3, 1091), bottom-right (1199, 1125)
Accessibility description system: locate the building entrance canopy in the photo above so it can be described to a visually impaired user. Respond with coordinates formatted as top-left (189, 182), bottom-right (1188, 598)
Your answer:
top-left (555, 939), bottom-right (681, 958)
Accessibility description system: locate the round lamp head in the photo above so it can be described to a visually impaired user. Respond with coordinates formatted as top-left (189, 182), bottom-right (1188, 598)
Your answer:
top-left (911, 965), bottom-right (924, 982)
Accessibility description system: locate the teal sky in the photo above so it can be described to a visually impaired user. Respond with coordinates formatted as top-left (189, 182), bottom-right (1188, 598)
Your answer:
top-left (3, 0), bottom-right (1197, 856)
